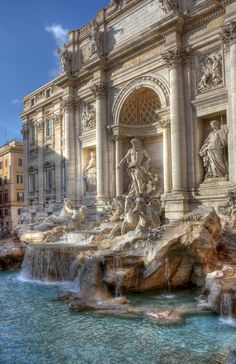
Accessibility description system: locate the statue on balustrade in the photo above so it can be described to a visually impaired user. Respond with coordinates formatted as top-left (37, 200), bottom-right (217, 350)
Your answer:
top-left (57, 48), bottom-right (72, 76)
top-left (118, 138), bottom-right (156, 196)
top-left (84, 152), bottom-right (97, 193)
top-left (89, 20), bottom-right (102, 57)
top-left (199, 120), bottom-right (228, 180)
top-left (158, 0), bottom-right (179, 13)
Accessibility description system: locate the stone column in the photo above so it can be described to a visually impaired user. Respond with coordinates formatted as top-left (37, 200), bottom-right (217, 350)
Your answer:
top-left (115, 136), bottom-right (123, 196)
top-left (161, 121), bottom-right (171, 194)
top-left (75, 100), bottom-right (83, 205)
top-left (91, 82), bottom-right (108, 202)
top-left (36, 119), bottom-right (44, 208)
top-left (61, 96), bottom-right (77, 202)
top-left (21, 122), bottom-right (29, 211)
top-left (221, 22), bottom-right (236, 182)
top-left (53, 113), bottom-right (63, 204)
top-left (162, 48), bottom-right (187, 193)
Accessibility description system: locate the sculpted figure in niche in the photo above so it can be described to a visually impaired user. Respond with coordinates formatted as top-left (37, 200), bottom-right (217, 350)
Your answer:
top-left (57, 48), bottom-right (72, 75)
top-left (84, 152), bottom-right (97, 193)
top-left (118, 138), bottom-right (154, 196)
top-left (199, 120), bottom-right (228, 180)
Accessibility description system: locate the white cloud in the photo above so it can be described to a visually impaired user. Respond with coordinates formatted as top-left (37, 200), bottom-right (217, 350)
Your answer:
top-left (45, 24), bottom-right (69, 79)
top-left (45, 24), bottom-right (68, 48)
top-left (11, 99), bottom-right (20, 105)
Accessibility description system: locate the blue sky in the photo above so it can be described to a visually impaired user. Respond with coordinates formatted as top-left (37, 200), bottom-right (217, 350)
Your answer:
top-left (0, 0), bottom-right (109, 145)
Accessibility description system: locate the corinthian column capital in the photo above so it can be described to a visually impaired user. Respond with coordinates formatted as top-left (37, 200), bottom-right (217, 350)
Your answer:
top-left (220, 21), bottom-right (236, 49)
top-left (61, 96), bottom-right (78, 112)
top-left (91, 82), bottom-right (107, 97)
top-left (161, 48), bottom-right (190, 68)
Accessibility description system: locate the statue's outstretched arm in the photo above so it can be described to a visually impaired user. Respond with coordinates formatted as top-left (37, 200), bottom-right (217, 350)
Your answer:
top-left (118, 151), bottom-right (130, 167)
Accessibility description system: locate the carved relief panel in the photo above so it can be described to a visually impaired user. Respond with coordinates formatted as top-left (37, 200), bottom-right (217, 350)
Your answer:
top-left (195, 49), bottom-right (224, 94)
top-left (81, 103), bottom-right (96, 131)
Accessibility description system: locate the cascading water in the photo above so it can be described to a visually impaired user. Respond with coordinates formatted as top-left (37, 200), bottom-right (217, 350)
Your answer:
top-left (20, 244), bottom-right (82, 283)
top-left (163, 257), bottom-right (174, 298)
top-left (220, 293), bottom-right (235, 325)
top-left (59, 232), bottom-right (94, 245)
top-left (114, 256), bottom-right (125, 298)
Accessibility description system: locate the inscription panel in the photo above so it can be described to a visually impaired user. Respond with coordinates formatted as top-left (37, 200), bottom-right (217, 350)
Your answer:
top-left (107, 0), bottom-right (164, 50)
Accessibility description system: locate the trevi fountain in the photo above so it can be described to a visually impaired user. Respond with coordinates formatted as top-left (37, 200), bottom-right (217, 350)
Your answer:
top-left (2, 0), bottom-right (236, 363)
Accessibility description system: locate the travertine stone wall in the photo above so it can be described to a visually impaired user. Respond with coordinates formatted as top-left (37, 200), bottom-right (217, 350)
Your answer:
top-left (20, 0), bottom-right (236, 220)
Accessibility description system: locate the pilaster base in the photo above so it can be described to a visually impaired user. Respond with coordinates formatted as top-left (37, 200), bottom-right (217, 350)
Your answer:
top-left (163, 192), bottom-right (190, 221)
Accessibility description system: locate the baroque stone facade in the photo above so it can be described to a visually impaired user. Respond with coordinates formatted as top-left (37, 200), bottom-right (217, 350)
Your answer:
top-left (21, 0), bottom-right (236, 221)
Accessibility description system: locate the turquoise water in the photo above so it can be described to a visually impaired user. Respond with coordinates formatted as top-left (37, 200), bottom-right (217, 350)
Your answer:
top-left (1, 272), bottom-right (236, 364)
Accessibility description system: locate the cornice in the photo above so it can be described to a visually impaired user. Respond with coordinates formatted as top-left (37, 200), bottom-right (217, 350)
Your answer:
top-left (20, 93), bottom-right (63, 118)
top-left (184, 6), bottom-right (225, 33)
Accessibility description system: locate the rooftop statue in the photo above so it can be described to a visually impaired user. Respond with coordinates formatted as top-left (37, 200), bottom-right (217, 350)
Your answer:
top-left (199, 120), bottom-right (228, 180)
top-left (158, 0), bottom-right (179, 13)
top-left (57, 47), bottom-right (72, 76)
top-left (89, 20), bottom-right (102, 57)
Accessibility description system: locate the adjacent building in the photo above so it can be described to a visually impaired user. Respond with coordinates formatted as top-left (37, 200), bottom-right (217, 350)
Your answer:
top-left (0, 141), bottom-right (24, 229)
top-left (20, 0), bottom-right (236, 221)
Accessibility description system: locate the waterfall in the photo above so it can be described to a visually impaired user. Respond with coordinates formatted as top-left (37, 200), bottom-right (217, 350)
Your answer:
top-left (20, 244), bottom-right (82, 283)
top-left (59, 232), bottom-right (94, 245)
top-left (220, 293), bottom-right (234, 323)
top-left (163, 258), bottom-right (174, 298)
top-left (114, 256), bottom-right (125, 298)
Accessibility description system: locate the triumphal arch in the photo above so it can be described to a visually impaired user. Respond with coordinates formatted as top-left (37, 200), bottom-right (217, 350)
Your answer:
top-left (21, 0), bottom-right (236, 221)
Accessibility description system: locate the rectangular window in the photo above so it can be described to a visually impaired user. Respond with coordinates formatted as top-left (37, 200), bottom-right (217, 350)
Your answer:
top-left (4, 176), bottom-right (7, 185)
top-left (18, 158), bottom-right (23, 167)
top-left (0, 161), bottom-right (2, 169)
top-left (46, 119), bottom-right (53, 137)
top-left (17, 175), bottom-right (23, 184)
top-left (5, 159), bottom-right (7, 167)
top-left (0, 194), bottom-right (2, 204)
top-left (45, 170), bottom-right (53, 191)
top-left (18, 208), bottom-right (21, 216)
top-left (46, 89), bottom-right (51, 98)
top-left (0, 177), bottom-right (2, 187)
top-left (29, 174), bottom-right (37, 193)
top-left (30, 125), bottom-right (36, 144)
top-left (4, 209), bottom-right (8, 216)
top-left (17, 192), bottom-right (24, 202)
top-left (4, 193), bottom-right (8, 202)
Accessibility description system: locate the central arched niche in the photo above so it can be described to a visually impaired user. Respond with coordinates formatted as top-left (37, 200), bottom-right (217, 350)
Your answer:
top-left (117, 87), bottom-right (164, 195)
top-left (119, 87), bottom-right (161, 125)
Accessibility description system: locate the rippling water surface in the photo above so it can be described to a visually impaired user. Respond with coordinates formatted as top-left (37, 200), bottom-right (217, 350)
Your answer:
top-left (1, 271), bottom-right (236, 364)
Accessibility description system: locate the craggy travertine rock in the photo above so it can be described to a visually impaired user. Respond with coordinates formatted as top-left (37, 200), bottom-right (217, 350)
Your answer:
top-left (0, 239), bottom-right (26, 270)
top-left (76, 252), bottom-right (111, 301)
top-left (70, 206), bottom-right (222, 298)
top-left (63, 294), bottom-right (210, 325)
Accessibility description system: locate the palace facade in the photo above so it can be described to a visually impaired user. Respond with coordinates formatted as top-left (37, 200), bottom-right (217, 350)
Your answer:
top-left (0, 141), bottom-right (24, 229)
top-left (21, 0), bottom-right (236, 221)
